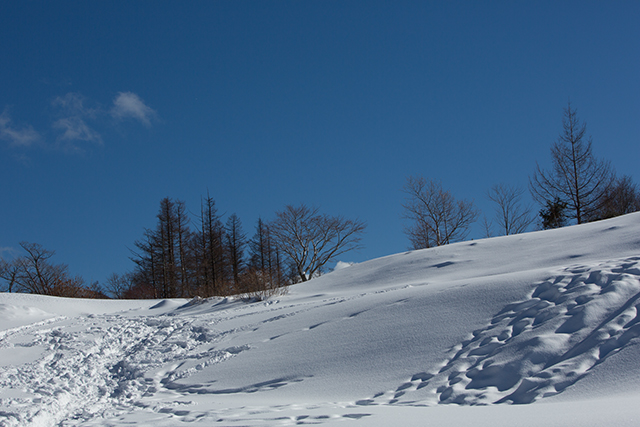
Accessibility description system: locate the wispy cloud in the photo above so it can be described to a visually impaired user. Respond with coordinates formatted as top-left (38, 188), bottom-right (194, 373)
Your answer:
top-left (52, 92), bottom-right (93, 115)
top-left (0, 108), bottom-right (40, 147)
top-left (51, 93), bottom-right (103, 149)
top-left (4, 91), bottom-right (157, 158)
top-left (53, 117), bottom-right (103, 144)
top-left (111, 92), bottom-right (157, 127)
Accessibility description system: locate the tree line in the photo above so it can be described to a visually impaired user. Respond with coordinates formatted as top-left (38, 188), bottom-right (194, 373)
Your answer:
top-left (402, 102), bottom-right (639, 250)
top-left (2, 102), bottom-right (638, 298)
top-left (101, 199), bottom-right (365, 299)
top-left (1, 201), bottom-right (366, 300)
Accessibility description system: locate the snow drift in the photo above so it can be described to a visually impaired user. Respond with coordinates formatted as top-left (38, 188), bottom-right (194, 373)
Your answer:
top-left (1, 213), bottom-right (640, 426)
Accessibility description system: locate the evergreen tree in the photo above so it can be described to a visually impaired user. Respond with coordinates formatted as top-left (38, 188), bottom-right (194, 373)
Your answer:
top-left (540, 198), bottom-right (568, 230)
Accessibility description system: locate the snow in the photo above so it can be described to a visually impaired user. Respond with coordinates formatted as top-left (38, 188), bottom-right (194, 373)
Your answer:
top-left (1, 213), bottom-right (640, 426)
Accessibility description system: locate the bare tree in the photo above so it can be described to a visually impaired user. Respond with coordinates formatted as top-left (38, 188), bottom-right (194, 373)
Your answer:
top-left (486, 183), bottom-right (535, 236)
top-left (0, 257), bottom-right (20, 293)
top-left (585, 175), bottom-right (640, 221)
top-left (195, 193), bottom-right (227, 296)
top-left (244, 218), bottom-right (290, 296)
top-left (104, 272), bottom-right (133, 299)
top-left (225, 213), bottom-right (246, 292)
top-left (530, 102), bottom-right (615, 224)
top-left (129, 228), bottom-right (160, 298)
top-left (173, 199), bottom-right (193, 297)
top-left (0, 242), bottom-right (86, 297)
top-left (269, 204), bottom-right (366, 282)
top-left (481, 216), bottom-right (494, 239)
top-left (402, 176), bottom-right (479, 249)
top-left (130, 198), bottom-right (193, 298)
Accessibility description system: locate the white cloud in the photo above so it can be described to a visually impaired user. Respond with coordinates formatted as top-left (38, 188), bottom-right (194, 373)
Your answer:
top-left (4, 91), bottom-right (155, 156)
top-left (111, 92), bottom-right (157, 126)
top-left (53, 117), bottom-right (103, 144)
top-left (52, 92), bottom-right (93, 116)
top-left (0, 109), bottom-right (40, 147)
top-left (51, 93), bottom-right (102, 148)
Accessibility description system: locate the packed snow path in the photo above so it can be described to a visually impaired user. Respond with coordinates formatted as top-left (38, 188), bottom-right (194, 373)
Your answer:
top-left (1, 213), bottom-right (640, 426)
top-left (0, 296), bottom-right (390, 426)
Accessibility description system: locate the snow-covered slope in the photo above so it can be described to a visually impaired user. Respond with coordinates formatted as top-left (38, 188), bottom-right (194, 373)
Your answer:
top-left (1, 213), bottom-right (639, 426)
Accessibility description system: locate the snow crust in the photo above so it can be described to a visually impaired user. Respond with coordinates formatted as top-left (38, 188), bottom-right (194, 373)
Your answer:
top-left (1, 213), bottom-right (640, 426)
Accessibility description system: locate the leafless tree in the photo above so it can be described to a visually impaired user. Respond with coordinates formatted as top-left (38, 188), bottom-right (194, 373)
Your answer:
top-left (0, 242), bottom-right (86, 297)
top-left (486, 183), bottom-right (535, 236)
top-left (530, 102), bottom-right (615, 224)
top-left (244, 218), bottom-right (290, 296)
top-left (226, 213), bottom-right (246, 292)
top-left (174, 199), bottom-right (192, 297)
top-left (0, 258), bottom-right (20, 293)
top-left (481, 216), bottom-right (494, 239)
top-left (269, 204), bottom-right (366, 282)
top-left (195, 193), bottom-right (227, 296)
top-left (130, 198), bottom-right (194, 298)
top-left (585, 175), bottom-right (640, 221)
top-left (402, 176), bottom-right (479, 249)
top-left (104, 272), bottom-right (133, 299)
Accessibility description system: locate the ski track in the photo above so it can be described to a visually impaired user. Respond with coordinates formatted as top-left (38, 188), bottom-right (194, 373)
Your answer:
top-left (1, 257), bottom-right (640, 425)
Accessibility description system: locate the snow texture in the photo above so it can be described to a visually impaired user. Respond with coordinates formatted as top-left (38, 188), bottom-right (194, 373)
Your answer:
top-left (1, 213), bottom-right (640, 426)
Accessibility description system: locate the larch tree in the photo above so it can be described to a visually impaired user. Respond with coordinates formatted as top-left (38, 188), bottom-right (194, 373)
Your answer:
top-left (130, 197), bottom-right (193, 298)
top-left (529, 102), bottom-right (615, 224)
top-left (225, 213), bottom-right (246, 293)
top-left (246, 217), bottom-right (288, 295)
top-left (196, 193), bottom-right (226, 296)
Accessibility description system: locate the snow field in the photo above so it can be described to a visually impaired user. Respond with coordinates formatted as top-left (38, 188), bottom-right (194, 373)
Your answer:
top-left (0, 213), bottom-right (639, 426)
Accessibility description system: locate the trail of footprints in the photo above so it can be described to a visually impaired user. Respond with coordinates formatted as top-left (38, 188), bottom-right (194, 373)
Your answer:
top-left (0, 291), bottom-right (384, 426)
top-left (362, 256), bottom-right (640, 406)
top-left (0, 303), bottom-right (270, 426)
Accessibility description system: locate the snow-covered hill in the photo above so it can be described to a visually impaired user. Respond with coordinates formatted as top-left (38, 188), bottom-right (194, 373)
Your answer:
top-left (1, 213), bottom-right (640, 426)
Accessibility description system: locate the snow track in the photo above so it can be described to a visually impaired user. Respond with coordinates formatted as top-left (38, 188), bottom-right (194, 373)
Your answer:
top-left (0, 304), bottom-right (249, 426)
top-left (362, 256), bottom-right (640, 406)
top-left (0, 296), bottom-right (376, 426)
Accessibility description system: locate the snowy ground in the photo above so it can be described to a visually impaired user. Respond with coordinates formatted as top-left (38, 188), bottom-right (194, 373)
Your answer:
top-left (1, 213), bottom-right (640, 426)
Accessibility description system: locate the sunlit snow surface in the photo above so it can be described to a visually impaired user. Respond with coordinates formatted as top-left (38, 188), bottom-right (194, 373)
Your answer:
top-left (1, 213), bottom-right (640, 426)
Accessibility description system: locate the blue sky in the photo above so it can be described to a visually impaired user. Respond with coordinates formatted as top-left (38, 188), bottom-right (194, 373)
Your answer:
top-left (1, 1), bottom-right (639, 286)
